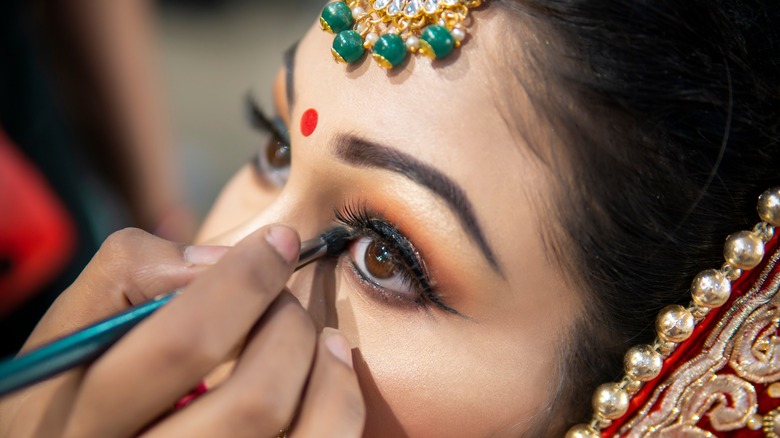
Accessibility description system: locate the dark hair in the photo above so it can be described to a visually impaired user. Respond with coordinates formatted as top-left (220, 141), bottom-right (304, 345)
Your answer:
top-left (494, 0), bottom-right (780, 434)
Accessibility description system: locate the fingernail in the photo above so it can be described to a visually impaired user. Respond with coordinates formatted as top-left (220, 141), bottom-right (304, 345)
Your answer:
top-left (323, 328), bottom-right (353, 368)
top-left (265, 225), bottom-right (300, 264)
top-left (184, 245), bottom-right (229, 265)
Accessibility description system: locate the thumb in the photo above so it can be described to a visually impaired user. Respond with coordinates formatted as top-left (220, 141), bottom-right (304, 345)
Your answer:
top-left (24, 228), bottom-right (228, 350)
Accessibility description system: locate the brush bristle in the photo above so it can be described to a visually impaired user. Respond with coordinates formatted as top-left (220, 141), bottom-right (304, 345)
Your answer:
top-left (322, 226), bottom-right (356, 256)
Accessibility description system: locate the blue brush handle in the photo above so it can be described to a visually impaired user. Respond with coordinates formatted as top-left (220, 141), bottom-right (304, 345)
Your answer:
top-left (0, 291), bottom-right (179, 397)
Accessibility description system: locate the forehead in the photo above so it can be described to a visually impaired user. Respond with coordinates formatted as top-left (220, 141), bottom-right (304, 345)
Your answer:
top-left (293, 12), bottom-right (538, 181)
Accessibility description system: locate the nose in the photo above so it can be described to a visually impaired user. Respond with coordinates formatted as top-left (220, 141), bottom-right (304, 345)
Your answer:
top-left (207, 189), bottom-right (343, 332)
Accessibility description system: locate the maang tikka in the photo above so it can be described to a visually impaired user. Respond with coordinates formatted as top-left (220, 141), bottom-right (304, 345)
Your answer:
top-left (320, 0), bottom-right (484, 69)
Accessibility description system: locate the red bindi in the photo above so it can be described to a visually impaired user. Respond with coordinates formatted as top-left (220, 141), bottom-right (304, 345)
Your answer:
top-left (300, 109), bottom-right (319, 137)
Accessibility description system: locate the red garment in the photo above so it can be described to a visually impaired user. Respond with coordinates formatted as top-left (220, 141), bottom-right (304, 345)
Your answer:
top-left (0, 126), bottom-right (76, 317)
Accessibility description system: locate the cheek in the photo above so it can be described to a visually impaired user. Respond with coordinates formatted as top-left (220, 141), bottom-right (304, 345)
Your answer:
top-left (350, 308), bottom-right (559, 437)
top-left (195, 166), bottom-right (279, 244)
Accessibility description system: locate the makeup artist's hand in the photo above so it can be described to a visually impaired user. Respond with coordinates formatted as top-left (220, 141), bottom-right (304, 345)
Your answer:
top-left (0, 225), bottom-right (365, 438)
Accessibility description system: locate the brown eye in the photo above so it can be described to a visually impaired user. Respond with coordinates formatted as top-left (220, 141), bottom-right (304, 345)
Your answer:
top-left (350, 236), bottom-right (417, 299)
top-left (265, 139), bottom-right (291, 169)
top-left (364, 240), bottom-right (398, 279)
top-left (253, 137), bottom-right (291, 187)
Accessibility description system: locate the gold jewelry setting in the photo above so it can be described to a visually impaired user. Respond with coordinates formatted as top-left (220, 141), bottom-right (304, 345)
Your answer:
top-left (566, 187), bottom-right (780, 438)
top-left (320, 0), bottom-right (483, 69)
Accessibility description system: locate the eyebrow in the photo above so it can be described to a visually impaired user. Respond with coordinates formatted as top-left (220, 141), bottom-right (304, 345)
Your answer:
top-left (283, 41), bottom-right (299, 110)
top-left (333, 134), bottom-right (502, 274)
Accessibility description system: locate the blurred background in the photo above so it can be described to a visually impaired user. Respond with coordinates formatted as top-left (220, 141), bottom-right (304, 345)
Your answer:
top-left (158, 0), bottom-right (321, 219)
top-left (0, 0), bottom-right (322, 355)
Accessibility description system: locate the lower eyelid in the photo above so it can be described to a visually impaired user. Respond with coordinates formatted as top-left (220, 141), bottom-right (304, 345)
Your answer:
top-left (342, 259), bottom-right (422, 309)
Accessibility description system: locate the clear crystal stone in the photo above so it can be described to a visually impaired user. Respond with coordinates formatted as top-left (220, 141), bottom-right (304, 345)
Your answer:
top-left (373, 0), bottom-right (390, 9)
top-left (442, 0), bottom-right (459, 5)
top-left (423, 0), bottom-right (439, 14)
top-left (404, 0), bottom-right (423, 17)
top-left (387, 0), bottom-right (404, 16)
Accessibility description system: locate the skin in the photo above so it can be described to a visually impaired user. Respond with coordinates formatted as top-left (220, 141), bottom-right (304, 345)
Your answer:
top-left (0, 226), bottom-right (365, 438)
top-left (198, 7), bottom-right (580, 437)
top-left (0, 5), bottom-right (581, 438)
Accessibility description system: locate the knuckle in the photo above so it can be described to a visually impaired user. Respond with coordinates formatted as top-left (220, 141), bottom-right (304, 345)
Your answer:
top-left (101, 228), bottom-right (146, 254)
top-left (271, 300), bottom-right (318, 356)
top-left (268, 294), bottom-right (316, 336)
top-left (154, 327), bottom-right (223, 369)
top-left (231, 389), bottom-right (291, 430)
top-left (96, 228), bottom-right (148, 268)
top-left (283, 301), bottom-right (317, 335)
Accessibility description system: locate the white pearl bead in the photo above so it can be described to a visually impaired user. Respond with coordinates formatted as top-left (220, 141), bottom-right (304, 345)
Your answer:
top-left (405, 36), bottom-right (420, 50)
top-left (365, 32), bottom-right (379, 45)
top-left (451, 28), bottom-right (466, 42)
top-left (351, 6), bottom-right (365, 17)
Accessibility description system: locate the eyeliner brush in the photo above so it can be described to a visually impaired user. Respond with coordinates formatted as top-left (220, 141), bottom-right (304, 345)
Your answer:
top-left (297, 226), bottom-right (354, 268)
top-left (0, 226), bottom-right (355, 398)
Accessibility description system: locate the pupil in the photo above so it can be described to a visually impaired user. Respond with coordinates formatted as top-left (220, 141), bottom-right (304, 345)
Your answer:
top-left (266, 140), bottom-right (290, 169)
top-left (365, 240), bottom-right (397, 279)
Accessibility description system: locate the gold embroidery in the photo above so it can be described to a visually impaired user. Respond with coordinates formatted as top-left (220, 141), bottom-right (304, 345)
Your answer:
top-left (680, 375), bottom-right (757, 431)
top-left (731, 304), bottom-right (780, 383)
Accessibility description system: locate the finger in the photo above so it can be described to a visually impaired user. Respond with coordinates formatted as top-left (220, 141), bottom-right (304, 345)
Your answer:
top-left (64, 225), bottom-right (300, 438)
top-left (0, 229), bottom-right (226, 437)
top-left (143, 292), bottom-right (317, 438)
top-left (291, 329), bottom-right (365, 438)
top-left (26, 228), bottom-right (228, 350)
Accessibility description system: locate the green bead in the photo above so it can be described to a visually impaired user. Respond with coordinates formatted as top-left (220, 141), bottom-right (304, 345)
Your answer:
top-left (372, 34), bottom-right (407, 69)
top-left (419, 25), bottom-right (455, 60)
top-left (332, 30), bottom-right (365, 64)
top-left (320, 2), bottom-right (354, 34)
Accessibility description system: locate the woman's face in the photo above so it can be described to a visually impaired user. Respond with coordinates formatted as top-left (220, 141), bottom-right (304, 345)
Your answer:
top-left (197, 8), bottom-right (579, 436)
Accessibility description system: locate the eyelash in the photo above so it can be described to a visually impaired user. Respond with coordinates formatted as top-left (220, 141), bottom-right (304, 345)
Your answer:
top-left (245, 94), bottom-right (291, 187)
top-left (335, 202), bottom-right (459, 315)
